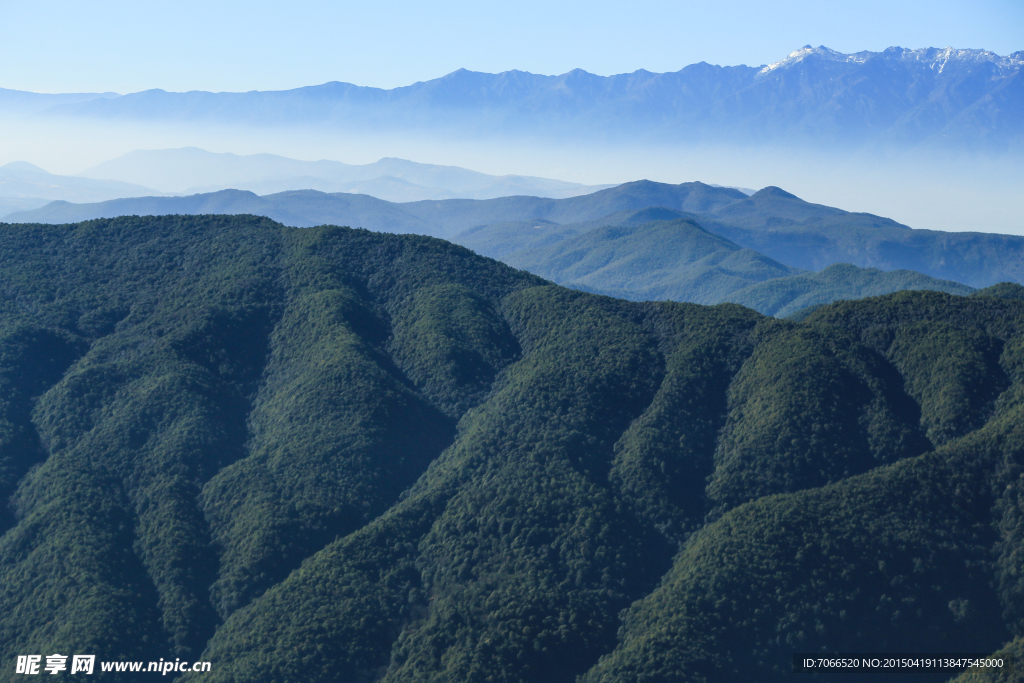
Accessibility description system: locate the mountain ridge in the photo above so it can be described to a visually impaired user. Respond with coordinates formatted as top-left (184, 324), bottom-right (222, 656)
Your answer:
top-left (6, 46), bottom-right (1021, 150)
top-left (0, 161), bottom-right (162, 213)
top-left (10, 180), bottom-right (1022, 291)
top-left (77, 147), bottom-right (614, 199)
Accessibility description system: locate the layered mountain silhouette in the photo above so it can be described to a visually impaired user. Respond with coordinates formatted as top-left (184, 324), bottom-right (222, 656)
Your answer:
top-left (0, 214), bottom-right (1022, 683)
top-left (0, 151), bottom-right (612, 216)
top-left (77, 147), bottom-right (613, 200)
top-left (3, 180), bottom-right (751, 236)
top-left (0, 161), bottom-right (160, 217)
top-left (487, 217), bottom-right (972, 307)
top-left (8, 180), bottom-right (1019, 311)
top-left (8, 46), bottom-right (1021, 150)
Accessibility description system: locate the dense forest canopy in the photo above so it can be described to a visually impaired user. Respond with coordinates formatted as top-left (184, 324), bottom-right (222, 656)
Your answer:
top-left (0, 215), bottom-right (1022, 682)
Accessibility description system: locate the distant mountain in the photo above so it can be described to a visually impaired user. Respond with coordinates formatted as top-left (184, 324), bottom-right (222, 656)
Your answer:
top-left (0, 197), bottom-right (49, 219)
top-left (12, 46), bottom-right (1022, 151)
top-left (8, 179), bottom-right (1022, 294)
top-left (498, 218), bottom-right (798, 304)
top-left (0, 88), bottom-right (118, 114)
top-left (700, 187), bottom-right (1024, 287)
top-left (0, 161), bottom-right (159, 210)
top-left (5, 189), bottom-right (431, 233)
top-left (456, 210), bottom-right (973, 311)
top-left (5, 181), bottom-right (749, 239)
top-left (453, 206), bottom-right (722, 258)
top-left (79, 148), bottom-right (612, 200)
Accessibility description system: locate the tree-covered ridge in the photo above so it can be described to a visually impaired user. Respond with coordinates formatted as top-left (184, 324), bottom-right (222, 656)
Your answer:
top-left (500, 218), bottom-right (800, 305)
top-left (0, 215), bottom-right (1022, 682)
top-left (723, 262), bottom-right (975, 317)
top-left (452, 207), bottom-right (978, 315)
top-left (0, 215), bottom-right (541, 678)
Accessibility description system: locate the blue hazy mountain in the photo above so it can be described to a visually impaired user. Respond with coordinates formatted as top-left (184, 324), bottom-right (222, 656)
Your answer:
top-left (0, 88), bottom-right (118, 114)
top-left (77, 147), bottom-right (613, 200)
top-left (454, 208), bottom-right (976, 308)
top-left (0, 150), bottom-right (615, 218)
top-left (5, 181), bottom-right (749, 238)
top-left (14, 47), bottom-right (1022, 151)
top-left (0, 161), bottom-right (161, 218)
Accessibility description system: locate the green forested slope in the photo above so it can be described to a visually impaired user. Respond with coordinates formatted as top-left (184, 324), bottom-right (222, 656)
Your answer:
top-left (453, 210), bottom-right (975, 314)
top-left (724, 262), bottom-right (976, 317)
top-left (585, 291), bottom-right (1024, 683)
top-left (705, 188), bottom-right (1024, 287)
top-left (501, 218), bottom-right (799, 304)
top-left (0, 215), bottom-right (1022, 682)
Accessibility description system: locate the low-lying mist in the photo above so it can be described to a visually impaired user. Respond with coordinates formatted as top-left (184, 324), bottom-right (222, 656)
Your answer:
top-left (1, 115), bottom-right (1021, 235)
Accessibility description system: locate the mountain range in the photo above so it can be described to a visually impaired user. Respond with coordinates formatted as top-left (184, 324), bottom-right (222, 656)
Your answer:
top-left (478, 214), bottom-right (973, 308)
top-left (0, 214), bottom-right (1022, 682)
top-left (448, 190), bottom-right (1024, 290)
top-left (77, 147), bottom-right (614, 200)
top-left (0, 150), bottom-right (613, 213)
top-left (6, 46), bottom-right (1022, 151)
top-left (7, 180), bottom-right (1019, 315)
top-left (2, 180), bottom-right (757, 236)
top-left (0, 161), bottom-right (160, 216)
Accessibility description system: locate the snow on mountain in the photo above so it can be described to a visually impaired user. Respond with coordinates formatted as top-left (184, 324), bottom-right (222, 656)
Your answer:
top-left (760, 45), bottom-right (1023, 76)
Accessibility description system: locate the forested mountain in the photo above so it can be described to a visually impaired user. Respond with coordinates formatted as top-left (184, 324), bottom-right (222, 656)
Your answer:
top-left (10, 180), bottom-right (1024, 293)
top-left (497, 216), bottom-right (800, 303)
top-left (8, 47), bottom-right (1021, 150)
top-left (450, 187), bottom-right (1024, 291)
top-left (724, 263), bottom-right (975, 318)
top-left (698, 188), bottom-right (1024, 286)
top-left (456, 209), bottom-right (974, 309)
top-left (0, 214), bottom-right (1023, 682)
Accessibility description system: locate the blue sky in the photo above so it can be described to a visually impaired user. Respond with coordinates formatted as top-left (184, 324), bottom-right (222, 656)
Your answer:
top-left (2, 0), bottom-right (1021, 93)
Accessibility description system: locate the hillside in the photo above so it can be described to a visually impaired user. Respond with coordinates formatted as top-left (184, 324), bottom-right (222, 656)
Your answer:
top-left (455, 208), bottom-right (976, 312)
top-left (0, 215), bottom-right (1023, 682)
top-left (702, 187), bottom-right (1024, 287)
top-left (724, 263), bottom-right (976, 317)
top-left (500, 217), bottom-right (800, 304)
top-left (453, 206), bottom-right (694, 259)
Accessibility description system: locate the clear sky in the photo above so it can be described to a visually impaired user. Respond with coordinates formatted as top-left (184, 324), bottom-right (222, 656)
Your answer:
top-left (1, 0), bottom-right (1021, 93)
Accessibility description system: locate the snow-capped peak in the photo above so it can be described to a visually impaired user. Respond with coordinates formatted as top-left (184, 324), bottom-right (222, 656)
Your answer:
top-left (758, 45), bottom-right (1023, 76)
top-left (759, 45), bottom-right (868, 74)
